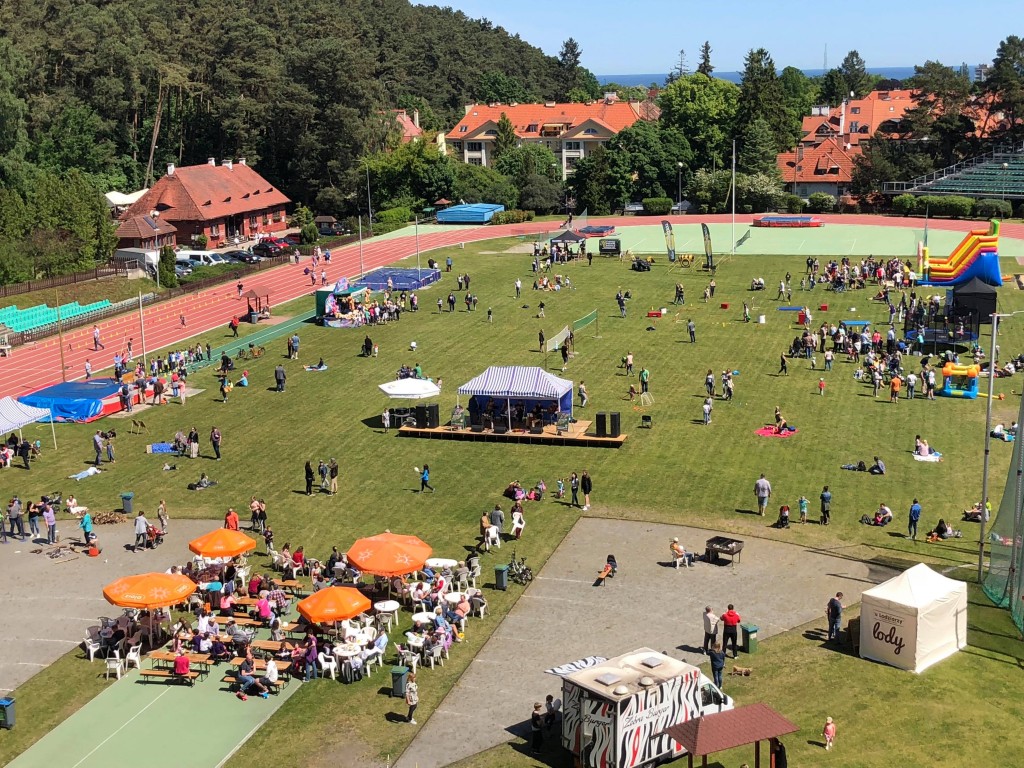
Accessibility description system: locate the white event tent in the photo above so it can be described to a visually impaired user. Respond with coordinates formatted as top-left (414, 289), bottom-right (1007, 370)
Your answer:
top-left (859, 563), bottom-right (967, 673)
top-left (0, 397), bottom-right (57, 448)
top-left (378, 379), bottom-right (441, 400)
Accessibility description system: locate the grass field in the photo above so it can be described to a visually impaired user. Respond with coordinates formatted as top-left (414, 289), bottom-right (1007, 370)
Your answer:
top-left (5, 231), bottom-right (1024, 767)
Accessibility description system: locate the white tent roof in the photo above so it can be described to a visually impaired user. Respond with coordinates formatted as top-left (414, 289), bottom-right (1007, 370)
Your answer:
top-left (379, 379), bottom-right (441, 400)
top-left (0, 397), bottom-right (57, 448)
top-left (457, 366), bottom-right (572, 399)
top-left (104, 189), bottom-right (148, 207)
top-left (859, 563), bottom-right (967, 673)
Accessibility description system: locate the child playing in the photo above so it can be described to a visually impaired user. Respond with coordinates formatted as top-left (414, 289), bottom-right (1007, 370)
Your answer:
top-left (822, 716), bottom-right (836, 750)
top-left (818, 378), bottom-right (826, 396)
top-left (555, 479), bottom-right (565, 499)
top-left (798, 495), bottom-right (809, 524)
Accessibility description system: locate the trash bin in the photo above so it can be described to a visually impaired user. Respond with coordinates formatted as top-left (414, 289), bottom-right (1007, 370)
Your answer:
top-left (391, 666), bottom-right (409, 698)
top-left (494, 564), bottom-right (509, 591)
top-left (120, 492), bottom-right (134, 515)
top-left (740, 624), bottom-right (759, 654)
top-left (249, 312), bottom-right (259, 324)
top-left (0, 697), bottom-right (15, 729)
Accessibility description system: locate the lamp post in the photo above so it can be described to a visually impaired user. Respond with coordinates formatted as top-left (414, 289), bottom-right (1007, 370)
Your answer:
top-left (366, 167), bottom-right (374, 237)
top-left (1003, 163), bottom-right (1009, 202)
top-left (677, 161), bottom-right (683, 214)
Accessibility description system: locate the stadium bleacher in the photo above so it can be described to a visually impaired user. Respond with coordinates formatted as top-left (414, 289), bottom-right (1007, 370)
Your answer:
top-left (907, 151), bottom-right (1024, 198)
top-left (0, 299), bottom-right (112, 333)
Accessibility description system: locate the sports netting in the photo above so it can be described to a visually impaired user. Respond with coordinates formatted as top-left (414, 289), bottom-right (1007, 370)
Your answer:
top-left (983, 392), bottom-right (1024, 632)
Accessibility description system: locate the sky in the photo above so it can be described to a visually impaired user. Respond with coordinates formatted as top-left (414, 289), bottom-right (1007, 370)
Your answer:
top-left (414, 0), bottom-right (1011, 74)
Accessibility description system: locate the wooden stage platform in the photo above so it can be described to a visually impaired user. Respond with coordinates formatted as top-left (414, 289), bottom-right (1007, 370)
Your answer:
top-left (398, 419), bottom-right (627, 448)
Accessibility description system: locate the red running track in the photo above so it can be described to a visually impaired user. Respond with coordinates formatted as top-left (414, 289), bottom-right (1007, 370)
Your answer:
top-left (2, 214), bottom-right (1020, 400)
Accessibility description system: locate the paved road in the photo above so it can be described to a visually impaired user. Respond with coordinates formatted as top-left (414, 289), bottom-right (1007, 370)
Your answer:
top-left (395, 517), bottom-right (897, 768)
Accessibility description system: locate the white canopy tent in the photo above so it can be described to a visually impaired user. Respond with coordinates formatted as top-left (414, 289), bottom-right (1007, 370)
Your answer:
top-left (0, 397), bottom-right (57, 448)
top-left (104, 189), bottom-right (148, 208)
top-left (378, 379), bottom-right (441, 400)
top-left (859, 563), bottom-right (967, 673)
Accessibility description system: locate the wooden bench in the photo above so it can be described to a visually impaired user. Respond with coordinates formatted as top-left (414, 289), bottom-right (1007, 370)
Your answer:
top-left (220, 675), bottom-right (287, 694)
top-left (139, 669), bottom-right (201, 686)
top-left (595, 564), bottom-right (614, 585)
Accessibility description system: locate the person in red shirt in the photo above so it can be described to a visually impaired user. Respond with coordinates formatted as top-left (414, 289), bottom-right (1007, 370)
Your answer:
top-left (224, 508), bottom-right (239, 531)
top-left (173, 649), bottom-right (191, 680)
top-left (721, 604), bottom-right (742, 658)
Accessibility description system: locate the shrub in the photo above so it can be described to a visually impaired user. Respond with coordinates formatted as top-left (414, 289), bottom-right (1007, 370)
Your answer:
top-left (193, 234), bottom-right (208, 250)
top-left (490, 209), bottom-right (533, 225)
top-left (972, 199), bottom-right (1012, 219)
top-left (939, 196), bottom-right (974, 219)
top-left (375, 206), bottom-right (412, 225)
top-left (839, 197), bottom-right (860, 214)
top-left (299, 222), bottom-right (319, 244)
top-left (892, 194), bottom-right (918, 216)
top-left (783, 194), bottom-right (806, 214)
top-left (806, 193), bottom-right (836, 214)
top-left (641, 197), bottom-right (673, 216)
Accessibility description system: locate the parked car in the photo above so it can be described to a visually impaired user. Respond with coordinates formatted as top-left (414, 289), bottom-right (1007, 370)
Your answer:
top-left (261, 236), bottom-right (289, 248)
top-left (282, 233), bottom-right (303, 246)
top-left (222, 249), bottom-right (262, 264)
top-left (187, 252), bottom-right (228, 268)
top-left (251, 241), bottom-right (284, 258)
top-left (318, 223), bottom-right (347, 236)
top-left (671, 200), bottom-right (693, 213)
top-left (174, 264), bottom-right (192, 278)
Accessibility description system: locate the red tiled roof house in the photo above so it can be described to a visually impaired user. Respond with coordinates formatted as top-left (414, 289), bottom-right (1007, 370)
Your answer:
top-left (124, 159), bottom-right (291, 247)
top-left (447, 98), bottom-right (657, 179)
top-left (114, 214), bottom-right (178, 251)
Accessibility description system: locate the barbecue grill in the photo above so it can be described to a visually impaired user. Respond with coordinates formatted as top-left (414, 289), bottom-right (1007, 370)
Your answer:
top-left (705, 536), bottom-right (744, 567)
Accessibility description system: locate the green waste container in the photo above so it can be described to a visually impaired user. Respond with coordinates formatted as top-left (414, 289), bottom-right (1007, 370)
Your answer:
top-left (0, 697), bottom-right (14, 729)
top-left (391, 666), bottom-right (409, 698)
top-left (740, 623), bottom-right (759, 654)
top-left (494, 564), bottom-right (509, 591)
top-left (120, 492), bottom-right (134, 515)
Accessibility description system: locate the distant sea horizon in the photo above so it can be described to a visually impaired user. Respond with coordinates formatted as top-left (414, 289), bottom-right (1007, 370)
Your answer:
top-left (599, 67), bottom-right (917, 87)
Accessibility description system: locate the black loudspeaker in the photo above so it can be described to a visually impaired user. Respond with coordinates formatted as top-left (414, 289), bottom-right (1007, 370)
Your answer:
top-left (609, 412), bottom-right (621, 438)
top-left (471, 424), bottom-right (485, 433)
top-left (415, 405), bottom-right (428, 428)
top-left (596, 412), bottom-right (608, 437)
top-left (529, 425), bottom-right (544, 435)
top-left (426, 403), bottom-right (440, 429)
top-left (494, 424), bottom-right (509, 435)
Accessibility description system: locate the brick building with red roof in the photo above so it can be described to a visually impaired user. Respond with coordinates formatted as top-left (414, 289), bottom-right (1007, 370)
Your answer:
top-left (114, 213), bottom-right (178, 251)
top-left (447, 96), bottom-right (657, 179)
top-left (124, 159), bottom-right (291, 247)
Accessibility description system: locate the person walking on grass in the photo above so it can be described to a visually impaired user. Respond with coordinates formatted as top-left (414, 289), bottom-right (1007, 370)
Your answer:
top-left (578, 380), bottom-right (588, 408)
top-left (687, 319), bottom-right (696, 343)
top-left (820, 485), bottom-right (832, 525)
top-left (304, 461), bottom-right (314, 496)
top-left (779, 353), bottom-right (788, 375)
top-left (329, 459), bottom-right (339, 495)
top-left (210, 426), bottom-right (222, 460)
top-left (822, 716), bottom-right (836, 751)
top-left (721, 604), bottom-right (741, 658)
top-left (570, 472), bottom-right (580, 508)
top-left (908, 498), bottom-right (922, 540)
top-left (708, 642), bottom-right (726, 688)
top-left (420, 465), bottom-right (435, 493)
top-left (382, 408), bottom-right (390, 433)
top-left (581, 470), bottom-right (592, 510)
top-left (826, 592), bottom-right (845, 642)
top-left (754, 474), bottom-right (771, 516)
top-left (399, 671), bottom-right (415, 729)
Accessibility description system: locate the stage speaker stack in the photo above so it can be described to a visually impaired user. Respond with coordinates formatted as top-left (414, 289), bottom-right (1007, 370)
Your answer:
top-left (414, 405), bottom-right (428, 428)
top-left (596, 412), bottom-right (608, 438)
top-left (529, 425), bottom-right (544, 435)
top-left (494, 424), bottom-right (509, 435)
top-left (609, 412), bottom-right (621, 438)
top-left (426, 403), bottom-right (440, 429)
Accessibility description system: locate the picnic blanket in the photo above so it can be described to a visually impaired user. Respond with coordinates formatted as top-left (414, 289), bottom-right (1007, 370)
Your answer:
top-left (755, 427), bottom-right (798, 438)
top-left (304, 365), bottom-right (329, 372)
top-left (913, 452), bottom-right (943, 463)
top-left (146, 443), bottom-right (176, 454)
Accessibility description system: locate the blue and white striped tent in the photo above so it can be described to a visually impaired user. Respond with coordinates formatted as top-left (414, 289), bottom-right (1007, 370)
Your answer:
top-left (458, 366), bottom-right (573, 425)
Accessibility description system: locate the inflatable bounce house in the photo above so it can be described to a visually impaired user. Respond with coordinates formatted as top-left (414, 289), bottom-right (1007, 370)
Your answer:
top-left (938, 362), bottom-right (979, 399)
top-left (918, 220), bottom-right (1002, 288)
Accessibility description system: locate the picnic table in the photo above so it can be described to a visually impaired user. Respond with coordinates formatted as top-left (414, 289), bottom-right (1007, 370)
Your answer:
top-left (252, 639), bottom-right (295, 653)
top-left (272, 579), bottom-right (304, 595)
top-left (148, 651), bottom-right (211, 673)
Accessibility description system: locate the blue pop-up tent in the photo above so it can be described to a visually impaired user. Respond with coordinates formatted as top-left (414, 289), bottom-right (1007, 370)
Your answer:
top-left (458, 366), bottom-right (573, 428)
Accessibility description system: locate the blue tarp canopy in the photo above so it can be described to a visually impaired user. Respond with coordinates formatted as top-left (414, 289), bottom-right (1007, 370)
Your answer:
top-left (458, 366), bottom-right (573, 426)
top-left (20, 380), bottom-right (120, 422)
top-left (436, 203), bottom-right (505, 224)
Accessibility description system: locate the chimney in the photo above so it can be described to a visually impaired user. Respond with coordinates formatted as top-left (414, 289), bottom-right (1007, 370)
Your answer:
top-left (412, 109), bottom-right (420, 129)
top-left (838, 99), bottom-right (846, 137)
top-left (465, 105), bottom-right (474, 115)
top-left (207, 157), bottom-right (216, 166)
top-left (166, 163), bottom-right (175, 176)
top-left (222, 158), bottom-right (233, 170)
top-left (237, 157), bottom-right (246, 166)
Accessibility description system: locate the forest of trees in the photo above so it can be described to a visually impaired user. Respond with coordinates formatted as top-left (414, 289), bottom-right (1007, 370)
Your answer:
top-left (1, 0), bottom-right (1023, 284)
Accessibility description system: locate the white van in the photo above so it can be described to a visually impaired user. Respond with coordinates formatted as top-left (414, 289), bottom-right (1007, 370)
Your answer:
top-left (177, 250), bottom-right (227, 268)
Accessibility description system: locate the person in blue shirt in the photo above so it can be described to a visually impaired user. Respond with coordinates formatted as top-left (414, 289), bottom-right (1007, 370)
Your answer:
top-left (908, 499), bottom-right (922, 540)
top-left (420, 465), bottom-right (434, 493)
top-left (819, 486), bottom-right (832, 525)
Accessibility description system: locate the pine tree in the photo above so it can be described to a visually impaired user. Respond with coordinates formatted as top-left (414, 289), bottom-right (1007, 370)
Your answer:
top-left (839, 50), bottom-right (871, 99)
top-left (558, 38), bottom-right (583, 99)
top-left (818, 69), bottom-right (850, 107)
top-left (493, 112), bottom-right (518, 161)
top-left (666, 49), bottom-right (688, 84)
top-left (738, 116), bottom-right (781, 178)
top-left (697, 41), bottom-right (714, 76)
top-left (737, 48), bottom-right (793, 150)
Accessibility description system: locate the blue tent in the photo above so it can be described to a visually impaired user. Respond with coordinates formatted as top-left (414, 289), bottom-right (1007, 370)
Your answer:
top-left (436, 203), bottom-right (505, 224)
top-left (458, 366), bottom-right (573, 428)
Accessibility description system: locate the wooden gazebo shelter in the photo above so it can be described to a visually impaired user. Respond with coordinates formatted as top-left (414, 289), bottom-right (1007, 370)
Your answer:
top-left (661, 703), bottom-right (798, 768)
top-left (242, 286), bottom-right (271, 312)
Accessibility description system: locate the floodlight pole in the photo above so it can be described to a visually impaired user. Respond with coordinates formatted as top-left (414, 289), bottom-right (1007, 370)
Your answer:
top-left (415, 217), bottom-right (421, 280)
top-left (54, 289), bottom-right (67, 382)
top-left (138, 291), bottom-right (149, 368)
top-left (731, 140), bottom-right (736, 257)
top-left (358, 216), bottom-right (364, 278)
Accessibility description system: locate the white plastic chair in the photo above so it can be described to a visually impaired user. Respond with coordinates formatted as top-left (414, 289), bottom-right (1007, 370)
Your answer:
top-left (84, 636), bottom-right (102, 662)
top-left (469, 564), bottom-right (481, 588)
top-left (394, 643), bottom-right (418, 673)
top-left (424, 644), bottom-right (444, 669)
top-left (125, 643), bottom-right (143, 670)
top-left (455, 572), bottom-right (470, 593)
top-left (318, 652), bottom-right (338, 680)
top-left (105, 651), bottom-right (124, 680)
top-left (484, 526), bottom-right (500, 551)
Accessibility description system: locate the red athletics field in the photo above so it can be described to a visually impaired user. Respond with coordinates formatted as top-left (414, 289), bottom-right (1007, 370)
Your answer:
top-left (1, 214), bottom-right (1019, 400)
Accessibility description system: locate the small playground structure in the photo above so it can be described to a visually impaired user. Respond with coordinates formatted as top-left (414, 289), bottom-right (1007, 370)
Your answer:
top-left (918, 219), bottom-right (1002, 287)
top-left (938, 362), bottom-right (979, 399)
top-left (752, 214), bottom-right (824, 228)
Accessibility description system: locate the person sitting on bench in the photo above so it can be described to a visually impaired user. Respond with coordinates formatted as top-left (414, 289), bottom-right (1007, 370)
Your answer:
top-left (173, 648), bottom-right (192, 681)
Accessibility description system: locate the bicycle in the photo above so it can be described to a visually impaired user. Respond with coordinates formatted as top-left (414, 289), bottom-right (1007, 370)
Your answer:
top-left (508, 550), bottom-right (534, 585)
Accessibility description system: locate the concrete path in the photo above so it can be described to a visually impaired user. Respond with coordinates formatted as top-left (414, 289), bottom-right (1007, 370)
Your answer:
top-left (0, 517), bottom-right (222, 693)
top-left (395, 517), bottom-right (897, 768)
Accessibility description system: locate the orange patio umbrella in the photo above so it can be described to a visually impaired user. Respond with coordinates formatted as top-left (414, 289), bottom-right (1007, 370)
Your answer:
top-left (103, 572), bottom-right (198, 610)
top-left (188, 528), bottom-right (257, 559)
top-left (346, 531), bottom-right (432, 577)
top-left (296, 587), bottom-right (371, 624)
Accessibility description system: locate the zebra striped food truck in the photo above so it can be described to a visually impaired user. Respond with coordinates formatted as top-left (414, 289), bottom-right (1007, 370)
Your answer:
top-left (553, 648), bottom-right (733, 768)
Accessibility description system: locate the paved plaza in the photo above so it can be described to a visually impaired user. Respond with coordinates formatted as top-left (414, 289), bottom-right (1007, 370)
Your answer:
top-left (396, 517), bottom-right (899, 768)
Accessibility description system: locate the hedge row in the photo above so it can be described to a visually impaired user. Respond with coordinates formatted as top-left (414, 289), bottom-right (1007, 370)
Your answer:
top-left (641, 197), bottom-right (673, 215)
top-left (891, 194), bottom-right (1014, 220)
top-left (490, 209), bottom-right (536, 225)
